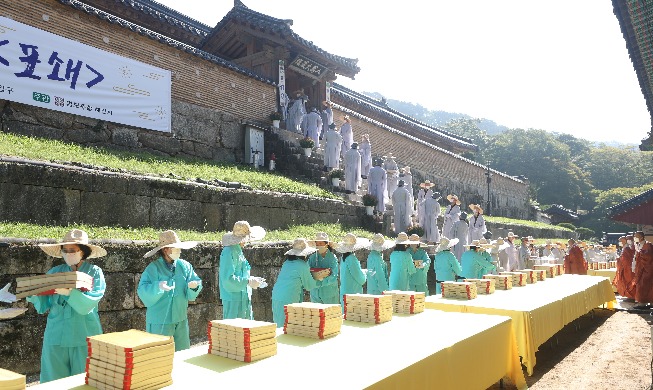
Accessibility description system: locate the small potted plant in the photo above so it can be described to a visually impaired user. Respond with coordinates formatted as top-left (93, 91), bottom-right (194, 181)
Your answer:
top-left (269, 111), bottom-right (282, 128)
top-left (406, 225), bottom-right (424, 238)
top-left (299, 137), bottom-right (315, 157)
top-left (328, 169), bottom-right (344, 187)
top-left (362, 194), bottom-right (378, 215)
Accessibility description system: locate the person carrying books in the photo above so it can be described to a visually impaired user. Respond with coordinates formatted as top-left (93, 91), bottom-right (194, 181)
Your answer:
top-left (389, 233), bottom-right (419, 291)
top-left (337, 233), bottom-right (371, 307)
top-left (219, 221), bottom-right (267, 320)
top-left (307, 232), bottom-right (339, 304)
top-left (408, 234), bottom-right (431, 296)
top-left (271, 238), bottom-right (324, 327)
top-left (433, 237), bottom-right (462, 294)
top-left (366, 234), bottom-right (394, 295)
top-left (26, 229), bottom-right (107, 383)
top-left (138, 230), bottom-right (203, 351)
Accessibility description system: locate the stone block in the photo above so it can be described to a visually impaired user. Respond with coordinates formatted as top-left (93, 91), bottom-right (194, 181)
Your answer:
top-left (150, 197), bottom-right (204, 230)
top-left (219, 120), bottom-right (243, 150)
top-left (99, 272), bottom-right (135, 311)
top-left (0, 183), bottom-right (80, 225)
top-left (67, 127), bottom-right (110, 144)
top-left (80, 191), bottom-right (150, 228)
top-left (138, 132), bottom-right (182, 155)
top-left (192, 268), bottom-right (217, 304)
top-left (91, 172), bottom-right (130, 194)
top-left (29, 103), bottom-right (74, 129)
top-left (111, 127), bottom-right (140, 148)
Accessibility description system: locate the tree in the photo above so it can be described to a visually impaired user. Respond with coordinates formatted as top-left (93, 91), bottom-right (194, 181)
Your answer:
top-left (580, 183), bottom-right (653, 234)
top-left (439, 118), bottom-right (491, 162)
top-left (585, 145), bottom-right (653, 191)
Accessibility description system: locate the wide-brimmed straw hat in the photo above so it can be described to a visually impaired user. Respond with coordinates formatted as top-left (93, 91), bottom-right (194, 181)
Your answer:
top-left (221, 221), bottom-right (266, 247)
top-left (469, 204), bottom-right (484, 214)
top-left (308, 232), bottom-right (335, 245)
top-left (144, 230), bottom-right (198, 258)
top-left (39, 229), bottom-right (107, 259)
top-left (446, 194), bottom-right (461, 205)
top-left (420, 180), bottom-right (435, 189)
top-left (368, 233), bottom-right (395, 251)
top-left (343, 115), bottom-right (351, 122)
top-left (335, 233), bottom-right (370, 253)
top-left (361, 134), bottom-right (370, 143)
top-left (395, 232), bottom-right (421, 245)
top-left (436, 237), bottom-right (459, 252)
top-left (506, 232), bottom-right (517, 239)
top-left (465, 240), bottom-right (482, 247)
top-left (285, 238), bottom-right (317, 257)
top-left (409, 234), bottom-right (425, 246)
top-left (493, 238), bottom-right (511, 251)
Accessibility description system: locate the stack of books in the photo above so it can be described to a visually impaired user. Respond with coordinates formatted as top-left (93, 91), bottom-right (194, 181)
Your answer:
top-left (555, 264), bottom-right (564, 275)
top-left (383, 291), bottom-right (426, 313)
top-left (597, 262), bottom-right (609, 270)
top-left (516, 269), bottom-right (538, 284)
top-left (310, 268), bottom-right (331, 280)
top-left (208, 319), bottom-right (277, 362)
top-left (283, 302), bottom-right (342, 339)
top-left (463, 278), bottom-right (496, 294)
top-left (343, 294), bottom-right (392, 324)
top-left (440, 282), bottom-right (478, 300)
top-left (609, 260), bottom-right (617, 268)
top-left (534, 264), bottom-right (557, 278)
top-left (0, 368), bottom-right (25, 390)
top-left (527, 269), bottom-right (547, 281)
top-left (500, 272), bottom-right (527, 287)
top-left (15, 271), bottom-right (93, 299)
top-left (85, 329), bottom-right (174, 390)
top-left (483, 274), bottom-right (513, 290)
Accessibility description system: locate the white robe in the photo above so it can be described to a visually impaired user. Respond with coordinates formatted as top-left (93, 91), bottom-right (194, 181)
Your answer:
top-left (504, 242), bottom-right (519, 271)
top-left (344, 148), bottom-right (362, 192)
top-left (551, 248), bottom-right (564, 263)
top-left (423, 196), bottom-right (441, 243)
top-left (359, 141), bottom-right (372, 177)
top-left (442, 204), bottom-right (461, 239)
top-left (392, 186), bottom-right (412, 234)
top-left (416, 188), bottom-right (433, 227)
top-left (398, 172), bottom-right (414, 215)
top-left (367, 166), bottom-right (387, 213)
top-left (320, 107), bottom-right (333, 138)
top-left (451, 220), bottom-right (468, 261)
top-left (287, 98), bottom-right (306, 133)
top-left (518, 245), bottom-right (529, 270)
top-left (498, 248), bottom-right (509, 272)
top-left (384, 159), bottom-right (399, 201)
top-left (340, 122), bottom-right (353, 159)
top-left (468, 214), bottom-right (487, 242)
top-left (303, 111), bottom-right (322, 148)
top-left (323, 129), bottom-right (342, 169)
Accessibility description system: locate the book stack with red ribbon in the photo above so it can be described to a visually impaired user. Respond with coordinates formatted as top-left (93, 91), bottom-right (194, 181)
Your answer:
top-left (534, 264), bottom-right (557, 278)
top-left (463, 278), bottom-right (496, 294)
top-left (15, 271), bottom-right (93, 299)
top-left (530, 269), bottom-right (547, 281)
top-left (500, 272), bottom-right (527, 287)
top-left (515, 269), bottom-right (538, 284)
top-left (343, 294), bottom-right (392, 324)
top-left (383, 290), bottom-right (426, 312)
top-left (85, 329), bottom-right (174, 390)
top-left (440, 282), bottom-right (478, 300)
top-left (208, 319), bottom-right (277, 362)
top-left (283, 302), bottom-right (342, 339)
top-left (483, 274), bottom-right (513, 290)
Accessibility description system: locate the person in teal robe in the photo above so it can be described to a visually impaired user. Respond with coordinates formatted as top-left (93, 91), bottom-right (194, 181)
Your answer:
top-left (271, 239), bottom-right (324, 327)
top-left (27, 229), bottom-right (106, 383)
top-left (434, 237), bottom-right (463, 294)
top-left (389, 233), bottom-right (419, 290)
top-left (218, 221), bottom-right (267, 320)
top-left (366, 234), bottom-right (394, 295)
top-left (138, 230), bottom-right (203, 351)
top-left (408, 234), bottom-right (432, 295)
top-left (307, 232), bottom-right (339, 304)
top-left (337, 233), bottom-right (370, 305)
top-left (461, 241), bottom-right (497, 279)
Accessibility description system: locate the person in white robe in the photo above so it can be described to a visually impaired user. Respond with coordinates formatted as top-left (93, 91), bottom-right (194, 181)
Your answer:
top-left (287, 91), bottom-right (307, 133)
top-left (494, 238), bottom-right (510, 272)
top-left (518, 237), bottom-right (531, 269)
top-left (359, 134), bottom-right (372, 179)
top-left (303, 108), bottom-right (323, 149)
top-left (343, 143), bottom-right (362, 193)
top-left (391, 180), bottom-right (412, 234)
top-left (323, 123), bottom-right (342, 170)
top-left (383, 153), bottom-right (399, 202)
top-left (504, 232), bottom-right (520, 271)
top-left (423, 191), bottom-right (441, 244)
top-left (442, 194), bottom-right (461, 240)
top-left (367, 159), bottom-right (387, 214)
top-left (320, 100), bottom-right (333, 140)
top-left (398, 167), bottom-right (414, 216)
top-left (451, 212), bottom-right (469, 261)
top-left (552, 242), bottom-right (565, 263)
top-left (542, 240), bottom-right (554, 258)
top-left (416, 180), bottom-right (435, 227)
top-left (467, 204), bottom-right (487, 242)
top-left (340, 115), bottom-right (354, 159)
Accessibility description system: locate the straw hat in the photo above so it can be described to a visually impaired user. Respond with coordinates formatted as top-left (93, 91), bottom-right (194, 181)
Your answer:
top-left (343, 115), bottom-right (351, 122)
top-left (39, 229), bottom-right (107, 259)
top-left (368, 233), bottom-right (395, 252)
top-left (446, 194), bottom-right (461, 205)
top-left (469, 204), bottom-right (484, 214)
top-left (395, 232), bottom-right (421, 245)
top-left (493, 238), bottom-right (510, 251)
top-left (335, 233), bottom-right (370, 253)
top-left (409, 234), bottom-right (424, 246)
top-left (506, 232), bottom-right (517, 239)
top-left (436, 237), bottom-right (459, 252)
top-left (308, 232), bottom-right (335, 245)
top-left (285, 238), bottom-right (317, 257)
top-left (221, 221), bottom-right (266, 247)
top-left (322, 100), bottom-right (332, 106)
top-left (361, 134), bottom-right (370, 143)
top-left (143, 230), bottom-right (198, 258)
top-left (465, 240), bottom-right (482, 247)
top-left (419, 180), bottom-right (435, 189)
top-left (545, 239), bottom-right (553, 246)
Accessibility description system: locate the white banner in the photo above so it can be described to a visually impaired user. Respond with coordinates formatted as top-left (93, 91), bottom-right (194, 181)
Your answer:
top-left (278, 60), bottom-right (288, 120)
top-left (0, 16), bottom-right (171, 132)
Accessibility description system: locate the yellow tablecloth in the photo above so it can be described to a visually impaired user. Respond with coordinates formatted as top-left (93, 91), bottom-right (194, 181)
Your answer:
top-left (30, 310), bottom-right (527, 390)
top-left (425, 274), bottom-right (615, 376)
top-left (588, 268), bottom-right (617, 292)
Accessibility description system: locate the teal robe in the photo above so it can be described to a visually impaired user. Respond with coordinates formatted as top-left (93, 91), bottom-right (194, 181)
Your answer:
top-left (434, 250), bottom-right (463, 294)
top-left (389, 250), bottom-right (417, 291)
top-left (366, 250), bottom-right (389, 295)
top-left (461, 250), bottom-right (496, 279)
top-left (219, 244), bottom-right (253, 320)
top-left (308, 250), bottom-right (339, 304)
top-left (409, 248), bottom-right (431, 296)
top-left (271, 260), bottom-right (322, 327)
top-left (340, 254), bottom-right (367, 305)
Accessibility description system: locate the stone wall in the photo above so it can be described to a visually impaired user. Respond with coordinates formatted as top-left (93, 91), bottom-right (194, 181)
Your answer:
top-left (0, 159), bottom-right (365, 231)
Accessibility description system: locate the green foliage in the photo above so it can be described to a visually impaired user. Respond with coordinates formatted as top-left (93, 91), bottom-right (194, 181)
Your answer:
top-left (585, 145), bottom-right (653, 191)
top-left (557, 222), bottom-right (576, 231)
top-left (484, 216), bottom-right (574, 232)
top-left (0, 132), bottom-right (337, 199)
top-left (580, 183), bottom-right (653, 234)
top-left (575, 227), bottom-right (594, 240)
top-left (406, 225), bottom-right (424, 237)
top-left (362, 194), bottom-right (378, 206)
top-left (328, 169), bottom-right (345, 179)
top-left (439, 118), bottom-right (490, 163)
top-left (299, 137), bottom-right (315, 148)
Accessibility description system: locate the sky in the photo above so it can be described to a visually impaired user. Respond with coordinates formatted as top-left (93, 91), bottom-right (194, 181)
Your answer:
top-left (154, 0), bottom-right (650, 145)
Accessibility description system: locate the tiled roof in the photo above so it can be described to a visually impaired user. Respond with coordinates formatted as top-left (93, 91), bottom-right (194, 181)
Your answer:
top-left (201, 1), bottom-right (360, 78)
top-left (332, 84), bottom-right (478, 152)
top-left (612, 0), bottom-right (653, 151)
top-left (544, 204), bottom-right (579, 219)
top-left (107, 0), bottom-right (212, 37)
top-left (607, 186), bottom-right (653, 218)
top-left (58, 0), bottom-right (275, 85)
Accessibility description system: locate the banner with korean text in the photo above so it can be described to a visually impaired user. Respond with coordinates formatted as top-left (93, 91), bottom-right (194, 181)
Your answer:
top-left (0, 16), bottom-right (171, 132)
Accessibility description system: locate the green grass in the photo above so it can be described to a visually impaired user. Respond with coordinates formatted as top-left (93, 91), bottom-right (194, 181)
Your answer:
top-left (0, 222), bottom-right (379, 243)
top-left (485, 216), bottom-right (574, 232)
top-left (0, 132), bottom-right (338, 199)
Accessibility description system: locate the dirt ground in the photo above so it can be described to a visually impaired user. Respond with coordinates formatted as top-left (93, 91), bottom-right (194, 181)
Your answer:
top-left (489, 298), bottom-right (653, 390)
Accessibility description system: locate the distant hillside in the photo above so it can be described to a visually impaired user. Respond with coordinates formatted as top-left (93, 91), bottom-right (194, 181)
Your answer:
top-left (362, 92), bottom-right (509, 135)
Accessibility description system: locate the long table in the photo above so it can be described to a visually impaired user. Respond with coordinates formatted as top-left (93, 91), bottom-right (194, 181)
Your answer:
top-left (425, 274), bottom-right (615, 376)
top-left (588, 268), bottom-right (617, 292)
top-left (29, 310), bottom-right (527, 390)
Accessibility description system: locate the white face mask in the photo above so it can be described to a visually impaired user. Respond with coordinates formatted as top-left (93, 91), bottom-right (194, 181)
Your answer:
top-left (316, 245), bottom-right (328, 254)
top-left (63, 251), bottom-right (83, 267)
top-left (168, 248), bottom-right (181, 261)
top-left (627, 240), bottom-right (633, 246)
